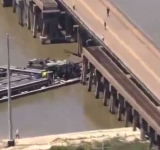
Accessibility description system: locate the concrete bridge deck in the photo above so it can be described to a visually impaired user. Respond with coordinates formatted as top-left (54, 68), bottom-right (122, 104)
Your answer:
top-left (61, 0), bottom-right (160, 101)
top-left (83, 46), bottom-right (160, 136)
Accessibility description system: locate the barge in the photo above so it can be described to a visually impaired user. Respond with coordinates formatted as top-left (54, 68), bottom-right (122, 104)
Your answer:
top-left (0, 58), bottom-right (83, 103)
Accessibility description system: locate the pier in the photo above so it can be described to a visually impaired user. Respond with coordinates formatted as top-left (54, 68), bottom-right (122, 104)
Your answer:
top-left (1, 0), bottom-right (160, 148)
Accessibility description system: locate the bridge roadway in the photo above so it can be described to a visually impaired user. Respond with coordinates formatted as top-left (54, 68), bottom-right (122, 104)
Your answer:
top-left (83, 47), bottom-right (160, 136)
top-left (60, 0), bottom-right (160, 101)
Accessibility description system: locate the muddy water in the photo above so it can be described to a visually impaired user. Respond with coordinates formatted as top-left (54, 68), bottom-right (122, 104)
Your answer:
top-left (0, 5), bottom-right (123, 140)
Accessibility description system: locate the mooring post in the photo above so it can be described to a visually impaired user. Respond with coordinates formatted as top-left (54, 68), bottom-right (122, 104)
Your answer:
top-left (117, 94), bottom-right (124, 121)
top-left (95, 70), bottom-right (101, 99)
top-left (103, 78), bottom-right (109, 106)
top-left (132, 110), bottom-right (138, 131)
top-left (32, 4), bottom-right (39, 38)
top-left (88, 63), bottom-right (93, 92)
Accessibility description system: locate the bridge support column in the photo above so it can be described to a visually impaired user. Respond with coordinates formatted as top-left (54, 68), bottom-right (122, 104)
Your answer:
top-left (88, 63), bottom-right (94, 92)
top-left (17, 0), bottom-right (24, 26)
top-left (148, 127), bottom-right (155, 149)
top-left (124, 102), bottom-right (131, 127)
top-left (65, 14), bottom-right (71, 36)
top-left (95, 70), bottom-right (101, 99)
top-left (109, 86), bottom-right (116, 114)
top-left (103, 78), bottom-right (110, 106)
top-left (140, 118), bottom-right (147, 140)
top-left (93, 69), bottom-right (96, 85)
top-left (81, 56), bottom-right (88, 85)
top-left (117, 94), bottom-right (124, 121)
top-left (29, 1), bottom-right (34, 32)
top-left (12, 0), bottom-right (16, 13)
top-left (132, 110), bottom-right (138, 131)
top-left (32, 4), bottom-right (39, 38)
top-left (26, 4), bottom-right (31, 29)
top-left (157, 135), bottom-right (160, 150)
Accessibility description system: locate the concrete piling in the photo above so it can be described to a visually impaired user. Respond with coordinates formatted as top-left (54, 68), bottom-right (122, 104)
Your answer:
top-left (117, 94), bottom-right (124, 121)
top-left (81, 56), bottom-right (88, 85)
top-left (18, 0), bottom-right (24, 26)
top-left (109, 86), bottom-right (116, 114)
top-left (12, 0), bottom-right (16, 13)
top-left (32, 4), bottom-right (39, 38)
top-left (103, 78), bottom-right (109, 106)
top-left (140, 118), bottom-right (147, 140)
top-left (124, 102), bottom-right (131, 127)
top-left (95, 70), bottom-right (101, 99)
top-left (132, 110), bottom-right (138, 131)
top-left (88, 63), bottom-right (94, 92)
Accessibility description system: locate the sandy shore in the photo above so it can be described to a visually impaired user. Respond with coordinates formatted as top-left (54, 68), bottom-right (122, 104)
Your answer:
top-left (0, 127), bottom-right (141, 150)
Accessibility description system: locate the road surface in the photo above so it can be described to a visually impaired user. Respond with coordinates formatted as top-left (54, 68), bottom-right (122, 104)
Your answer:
top-left (64, 0), bottom-right (160, 100)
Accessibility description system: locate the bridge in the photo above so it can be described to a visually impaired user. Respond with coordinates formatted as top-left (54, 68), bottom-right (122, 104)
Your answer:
top-left (1, 0), bottom-right (160, 148)
top-left (55, 0), bottom-right (160, 149)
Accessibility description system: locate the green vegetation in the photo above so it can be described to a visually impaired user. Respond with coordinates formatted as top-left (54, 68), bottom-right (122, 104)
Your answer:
top-left (49, 138), bottom-right (151, 150)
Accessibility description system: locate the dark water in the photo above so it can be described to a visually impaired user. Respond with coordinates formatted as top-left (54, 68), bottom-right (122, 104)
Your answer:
top-left (108, 0), bottom-right (160, 49)
top-left (0, 5), bottom-right (124, 139)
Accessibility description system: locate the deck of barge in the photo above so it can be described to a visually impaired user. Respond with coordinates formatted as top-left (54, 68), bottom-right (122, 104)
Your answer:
top-left (0, 73), bottom-right (44, 91)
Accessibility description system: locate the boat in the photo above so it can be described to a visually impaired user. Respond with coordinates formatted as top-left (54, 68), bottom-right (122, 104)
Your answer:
top-left (0, 58), bottom-right (83, 103)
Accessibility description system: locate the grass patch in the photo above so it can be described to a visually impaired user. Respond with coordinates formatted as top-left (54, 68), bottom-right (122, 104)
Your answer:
top-left (49, 137), bottom-right (150, 150)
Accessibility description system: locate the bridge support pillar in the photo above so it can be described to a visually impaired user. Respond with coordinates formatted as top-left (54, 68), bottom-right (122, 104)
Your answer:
top-left (103, 78), bottom-right (110, 106)
top-left (124, 102), bottom-right (131, 127)
top-left (17, 0), bottom-right (24, 26)
top-left (65, 14), bottom-right (71, 36)
top-left (109, 86), bottom-right (116, 114)
top-left (157, 135), bottom-right (160, 150)
top-left (132, 110), bottom-right (138, 131)
top-left (93, 69), bottom-right (96, 85)
top-left (81, 56), bottom-right (88, 85)
top-left (29, 1), bottom-right (34, 32)
top-left (140, 118), bottom-right (147, 140)
top-left (32, 4), bottom-right (39, 38)
top-left (148, 127), bottom-right (155, 149)
top-left (95, 70), bottom-right (101, 99)
top-left (12, 0), bottom-right (16, 13)
top-left (117, 94), bottom-right (124, 121)
top-left (88, 63), bottom-right (94, 92)
top-left (26, 4), bottom-right (31, 29)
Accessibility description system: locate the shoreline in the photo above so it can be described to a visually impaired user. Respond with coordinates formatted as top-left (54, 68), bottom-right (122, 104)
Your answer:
top-left (1, 127), bottom-right (141, 150)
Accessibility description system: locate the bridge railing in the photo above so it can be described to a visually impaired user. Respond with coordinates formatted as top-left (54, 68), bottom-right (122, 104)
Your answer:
top-left (56, 0), bottom-right (160, 106)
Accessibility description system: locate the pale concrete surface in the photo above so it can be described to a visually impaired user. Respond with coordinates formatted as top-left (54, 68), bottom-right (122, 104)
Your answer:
top-left (0, 127), bottom-right (140, 150)
top-left (64, 0), bottom-right (160, 100)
